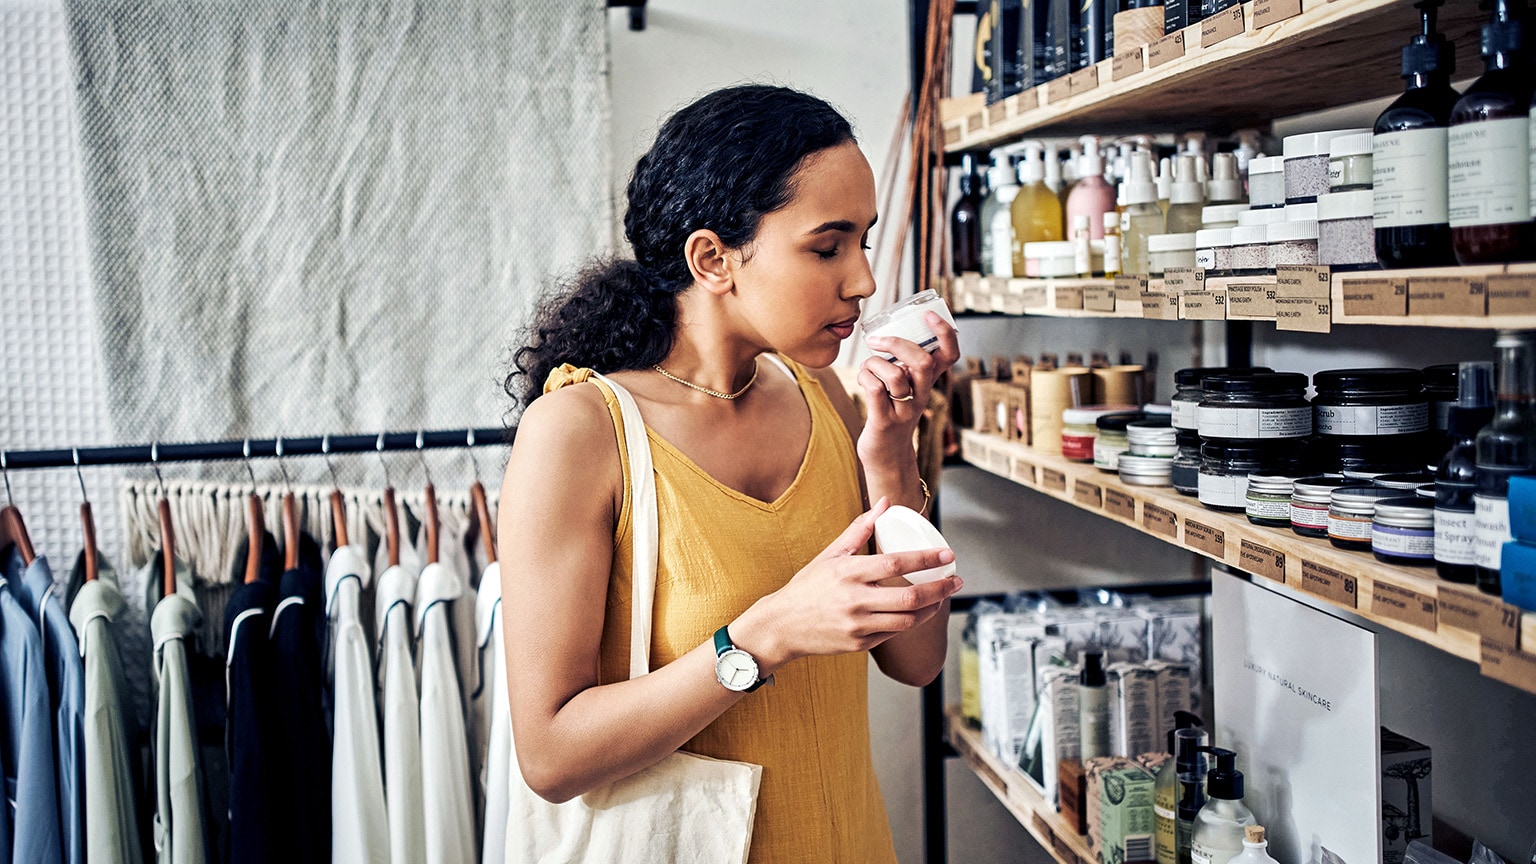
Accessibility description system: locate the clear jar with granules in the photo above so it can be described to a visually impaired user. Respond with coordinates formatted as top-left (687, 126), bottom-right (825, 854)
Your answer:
top-left (1195, 228), bottom-right (1234, 275)
top-left (1267, 219), bottom-right (1320, 267)
top-left (1318, 189), bottom-right (1378, 269)
top-left (1248, 156), bottom-right (1286, 209)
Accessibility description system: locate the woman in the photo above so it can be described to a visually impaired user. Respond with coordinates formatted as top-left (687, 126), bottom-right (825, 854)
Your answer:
top-left (499, 85), bottom-right (962, 862)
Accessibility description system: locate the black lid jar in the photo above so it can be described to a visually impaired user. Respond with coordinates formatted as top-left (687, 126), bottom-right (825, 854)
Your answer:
top-left (1312, 435), bottom-right (1426, 475)
top-left (1198, 440), bottom-right (1305, 512)
top-left (1312, 368), bottom-right (1428, 437)
top-left (1422, 364), bottom-right (1458, 433)
top-left (1197, 373), bottom-right (1312, 441)
top-left (1172, 366), bottom-right (1273, 432)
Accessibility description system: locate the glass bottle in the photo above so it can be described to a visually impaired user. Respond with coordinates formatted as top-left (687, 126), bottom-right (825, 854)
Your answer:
top-left (1437, 362), bottom-right (1495, 583)
top-left (1123, 151), bottom-right (1163, 276)
top-left (1448, 0), bottom-right (1535, 264)
top-left (1067, 136), bottom-right (1119, 240)
top-left (1475, 331), bottom-right (1536, 595)
top-left (980, 149), bottom-right (1022, 276)
top-left (1190, 749), bottom-right (1255, 864)
top-left (1104, 211), bottom-right (1123, 277)
top-left (952, 153), bottom-right (984, 273)
top-left (1165, 154), bottom-right (1207, 233)
top-left (1012, 141), bottom-right (1066, 273)
top-left (1375, 0), bottom-right (1460, 268)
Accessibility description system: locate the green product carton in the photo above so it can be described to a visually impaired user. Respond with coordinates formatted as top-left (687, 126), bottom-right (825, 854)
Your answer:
top-left (1098, 761), bottom-right (1156, 864)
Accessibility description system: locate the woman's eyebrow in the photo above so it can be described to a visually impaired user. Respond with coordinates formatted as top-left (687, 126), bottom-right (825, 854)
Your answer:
top-left (804, 214), bottom-right (879, 236)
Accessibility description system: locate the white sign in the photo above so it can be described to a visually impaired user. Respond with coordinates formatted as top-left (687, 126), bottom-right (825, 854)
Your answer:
top-left (1213, 572), bottom-right (1380, 864)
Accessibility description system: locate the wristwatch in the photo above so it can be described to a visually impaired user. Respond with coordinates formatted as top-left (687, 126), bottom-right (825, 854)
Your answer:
top-left (713, 625), bottom-right (770, 693)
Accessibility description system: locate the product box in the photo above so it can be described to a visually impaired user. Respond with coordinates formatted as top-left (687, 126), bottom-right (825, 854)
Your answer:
top-left (1506, 475), bottom-right (1536, 543)
top-left (1060, 758), bottom-right (1088, 834)
top-left (1163, 0), bottom-right (1199, 35)
top-left (1144, 659), bottom-right (1193, 737)
top-left (1048, 0), bottom-right (1073, 79)
top-left (1107, 662), bottom-right (1159, 758)
top-left (1085, 756), bottom-right (1142, 857)
top-left (991, 0), bottom-right (1027, 103)
top-left (1029, 664), bottom-right (1081, 807)
top-left (1138, 597), bottom-right (1204, 711)
top-left (1098, 762), bottom-right (1158, 864)
top-left (978, 614), bottom-right (1049, 766)
top-left (1050, 609), bottom-right (1151, 667)
top-left (1501, 539), bottom-right (1536, 613)
top-left (1381, 728), bottom-right (1432, 864)
top-left (1031, 0), bottom-right (1056, 83)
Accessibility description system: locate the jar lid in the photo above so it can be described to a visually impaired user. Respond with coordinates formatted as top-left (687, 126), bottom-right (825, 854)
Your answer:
top-left (1294, 474), bottom-right (1353, 493)
top-left (1096, 411), bottom-right (1145, 432)
top-left (1247, 474), bottom-right (1300, 492)
top-left (1331, 485), bottom-right (1402, 506)
top-left (1238, 208), bottom-right (1288, 227)
top-left (1328, 131), bottom-right (1373, 158)
top-left (1421, 363), bottom-right (1458, 393)
top-left (1231, 225), bottom-right (1271, 245)
top-left (1374, 471), bottom-right (1434, 490)
top-left (1313, 367), bottom-right (1424, 393)
top-left (1283, 128), bottom-right (1371, 159)
top-left (1148, 232), bottom-right (1198, 253)
top-left (1285, 202), bottom-right (1320, 221)
top-left (1318, 189), bottom-right (1375, 221)
top-left (1249, 155), bottom-right (1285, 176)
top-left (1143, 403), bottom-right (1173, 416)
top-left (1202, 203), bottom-right (1249, 225)
top-left (1202, 371), bottom-right (1309, 395)
top-left (1024, 240), bottom-right (1076, 258)
top-left (1373, 496), bottom-right (1434, 523)
top-left (1063, 403), bottom-right (1141, 425)
top-left (1267, 219), bottom-right (1320, 242)
top-left (1118, 454), bottom-right (1174, 475)
top-left (1415, 483), bottom-right (1435, 499)
top-left (1196, 228), bottom-right (1234, 248)
top-left (1174, 366), bottom-right (1273, 387)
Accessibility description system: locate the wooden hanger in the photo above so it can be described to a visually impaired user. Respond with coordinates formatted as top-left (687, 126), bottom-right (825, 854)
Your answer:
top-left (0, 451), bottom-right (37, 566)
top-left (74, 450), bottom-right (99, 583)
top-left (242, 440), bottom-right (265, 585)
top-left (379, 434), bottom-right (401, 568)
top-left (277, 438), bottom-right (301, 571)
top-left (418, 431), bottom-right (440, 566)
top-left (152, 445), bottom-right (175, 599)
top-left (467, 430), bottom-right (496, 564)
top-left (323, 435), bottom-right (350, 549)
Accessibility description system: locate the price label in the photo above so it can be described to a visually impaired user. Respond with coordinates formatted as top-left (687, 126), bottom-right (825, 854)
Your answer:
top-left (1163, 267), bottom-right (1205, 293)
top-left (1140, 291), bottom-right (1180, 320)
top-left (1112, 48), bottom-right (1144, 80)
top-left (1239, 539), bottom-right (1285, 582)
top-left (1011, 458), bottom-right (1038, 485)
top-left (1480, 639), bottom-right (1536, 695)
top-left (943, 124), bottom-right (963, 147)
top-left (1275, 296), bottom-right (1331, 333)
top-left (1179, 290), bottom-right (1228, 320)
top-left (1008, 89), bottom-right (1041, 113)
top-left (1114, 275), bottom-right (1149, 301)
top-left (1488, 273), bottom-right (1536, 315)
top-left (1297, 560), bottom-right (1359, 609)
top-left (1225, 283), bottom-right (1276, 319)
top-left (987, 101), bottom-right (1007, 125)
top-left (1068, 65), bottom-right (1099, 94)
top-left (1019, 284), bottom-right (1050, 308)
top-left (1275, 265), bottom-right (1332, 296)
top-left (1143, 504), bottom-right (1178, 538)
top-left (1253, 0), bottom-right (1303, 28)
top-left (988, 447), bottom-right (1010, 474)
top-left (1370, 581), bottom-right (1438, 632)
top-left (1084, 286), bottom-right (1116, 312)
top-left (1046, 76), bottom-right (1072, 104)
top-left (1074, 480), bottom-right (1104, 508)
top-left (1439, 586), bottom-right (1521, 650)
top-left (1408, 276), bottom-right (1488, 317)
top-left (1054, 285), bottom-right (1086, 309)
top-left (1148, 31), bottom-right (1186, 68)
top-left (1201, 4), bottom-right (1245, 47)
top-left (1042, 467), bottom-right (1068, 492)
top-left (1184, 519), bottom-right (1227, 559)
top-left (1339, 277), bottom-right (1409, 317)
top-left (1105, 488), bottom-right (1137, 521)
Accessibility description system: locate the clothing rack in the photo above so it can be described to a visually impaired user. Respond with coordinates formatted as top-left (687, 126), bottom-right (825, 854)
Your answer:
top-left (0, 427), bottom-right (513, 472)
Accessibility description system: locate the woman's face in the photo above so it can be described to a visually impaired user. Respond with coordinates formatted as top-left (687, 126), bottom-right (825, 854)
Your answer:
top-left (730, 141), bottom-right (879, 367)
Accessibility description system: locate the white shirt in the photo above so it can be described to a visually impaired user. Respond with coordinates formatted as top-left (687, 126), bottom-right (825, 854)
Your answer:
top-left (416, 562), bottom-right (475, 864)
top-left (376, 565), bottom-right (425, 864)
top-left (150, 583), bottom-right (207, 864)
top-left (475, 562), bottom-right (509, 864)
top-left (325, 547), bottom-right (390, 864)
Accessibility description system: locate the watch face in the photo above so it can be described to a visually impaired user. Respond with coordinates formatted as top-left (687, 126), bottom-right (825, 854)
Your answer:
top-left (715, 649), bottom-right (759, 691)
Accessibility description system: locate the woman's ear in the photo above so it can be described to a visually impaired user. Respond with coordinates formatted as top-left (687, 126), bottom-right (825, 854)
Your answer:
top-left (684, 229), bottom-right (736, 297)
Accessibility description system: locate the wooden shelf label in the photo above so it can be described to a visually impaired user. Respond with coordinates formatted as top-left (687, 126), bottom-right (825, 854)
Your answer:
top-left (1201, 4), bottom-right (1245, 47)
top-left (1019, 284), bottom-right (1050, 308)
top-left (1488, 273), bottom-right (1536, 315)
top-left (1112, 47), bottom-right (1144, 80)
top-left (1105, 488), bottom-right (1137, 521)
top-left (987, 101), bottom-right (1008, 125)
top-left (1239, 539), bottom-right (1285, 582)
top-left (1439, 586), bottom-right (1520, 650)
top-left (1370, 581), bottom-right (1438, 632)
top-left (1274, 295), bottom-right (1331, 333)
top-left (1339, 277), bottom-right (1409, 317)
top-left (1054, 285), bottom-right (1086, 309)
top-left (1163, 267), bottom-right (1205, 293)
top-left (1408, 276), bottom-right (1488, 317)
top-left (1141, 291), bottom-right (1180, 320)
top-left (1068, 65), bottom-right (1100, 94)
top-left (1226, 283), bottom-right (1276, 319)
top-left (1008, 89), bottom-right (1041, 113)
top-left (1143, 503), bottom-right (1178, 538)
top-left (1180, 290), bottom-right (1228, 320)
top-left (989, 448), bottom-right (1011, 474)
top-left (1480, 638), bottom-right (1536, 695)
top-left (1084, 286), bottom-right (1117, 312)
top-left (1047, 76), bottom-right (1073, 104)
top-left (1298, 560), bottom-right (1359, 608)
top-left (1148, 31), bottom-right (1186, 68)
top-left (1042, 467), bottom-right (1068, 492)
top-left (1114, 275), bottom-right (1149, 300)
top-left (1253, 0), bottom-right (1302, 28)
top-left (966, 111), bottom-right (985, 134)
top-left (1074, 480), bottom-right (1104, 508)
top-left (1184, 519), bottom-right (1227, 559)
top-left (943, 124), bottom-right (963, 147)
top-left (1011, 458), bottom-right (1038, 485)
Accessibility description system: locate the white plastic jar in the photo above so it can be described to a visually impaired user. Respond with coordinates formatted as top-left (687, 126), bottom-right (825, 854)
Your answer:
top-left (1248, 155), bottom-right (1286, 209)
top-left (1267, 218), bottom-right (1320, 267)
top-left (1284, 128), bottom-right (1371, 204)
top-left (1023, 241), bottom-right (1077, 278)
top-left (1195, 228), bottom-right (1234, 275)
top-left (1148, 233), bottom-right (1198, 276)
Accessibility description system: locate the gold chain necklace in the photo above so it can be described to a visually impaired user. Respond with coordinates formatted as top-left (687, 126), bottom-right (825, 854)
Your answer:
top-left (652, 360), bottom-right (760, 400)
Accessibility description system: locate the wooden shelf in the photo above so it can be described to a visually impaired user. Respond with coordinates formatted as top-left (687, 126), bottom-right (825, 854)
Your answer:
top-left (945, 706), bottom-right (1096, 864)
top-left (958, 429), bottom-right (1536, 695)
top-left (941, 0), bottom-right (1485, 147)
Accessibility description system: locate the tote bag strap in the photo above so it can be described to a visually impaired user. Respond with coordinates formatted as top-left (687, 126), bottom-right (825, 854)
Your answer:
top-left (591, 373), bottom-right (659, 680)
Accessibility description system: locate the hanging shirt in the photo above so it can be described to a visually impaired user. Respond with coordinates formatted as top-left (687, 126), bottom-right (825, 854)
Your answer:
top-left (223, 577), bottom-right (277, 864)
top-left (375, 565), bottom-right (425, 864)
top-left (152, 589), bottom-right (209, 864)
top-left (271, 562), bottom-right (330, 863)
top-left (68, 567), bottom-right (144, 864)
top-left (325, 547), bottom-right (389, 864)
top-left (474, 562), bottom-right (508, 864)
top-left (1, 548), bottom-right (64, 864)
top-left (415, 563), bottom-right (474, 864)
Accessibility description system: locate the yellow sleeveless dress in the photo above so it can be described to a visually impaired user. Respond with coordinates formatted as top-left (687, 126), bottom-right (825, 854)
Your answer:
top-left (544, 359), bottom-right (898, 864)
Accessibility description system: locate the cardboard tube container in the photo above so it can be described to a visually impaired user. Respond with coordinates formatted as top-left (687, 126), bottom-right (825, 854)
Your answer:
top-left (1031, 367), bottom-right (1093, 454)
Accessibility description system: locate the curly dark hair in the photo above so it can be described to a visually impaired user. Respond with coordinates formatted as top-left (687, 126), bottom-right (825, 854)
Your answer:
top-left (505, 84), bottom-right (856, 410)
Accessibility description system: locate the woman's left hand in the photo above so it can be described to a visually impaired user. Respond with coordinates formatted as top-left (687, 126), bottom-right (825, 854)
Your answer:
top-left (855, 310), bottom-right (960, 470)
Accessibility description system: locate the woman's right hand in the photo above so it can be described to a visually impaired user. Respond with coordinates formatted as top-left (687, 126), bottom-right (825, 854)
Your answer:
top-left (730, 498), bottom-right (963, 672)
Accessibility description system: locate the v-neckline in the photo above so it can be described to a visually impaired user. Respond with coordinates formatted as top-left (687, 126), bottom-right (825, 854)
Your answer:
top-left (640, 361), bottom-right (816, 512)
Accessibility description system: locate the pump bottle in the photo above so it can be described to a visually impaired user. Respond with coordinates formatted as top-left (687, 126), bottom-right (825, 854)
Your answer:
top-left (1078, 651), bottom-right (1110, 760)
top-left (1122, 151), bottom-right (1164, 276)
top-left (981, 148), bottom-right (1023, 276)
top-left (1448, 0), bottom-right (1535, 263)
top-left (1437, 362), bottom-right (1495, 583)
top-left (1011, 141), bottom-right (1066, 273)
top-left (1068, 136), bottom-right (1119, 240)
top-left (1045, 144), bottom-right (1066, 196)
top-left (1474, 330), bottom-right (1536, 595)
top-left (952, 153), bottom-right (984, 273)
top-left (1157, 157), bottom-right (1174, 215)
top-left (1155, 713), bottom-right (1206, 864)
top-left (1165, 154), bottom-right (1207, 233)
top-left (1207, 153), bottom-right (1247, 206)
top-left (1190, 748), bottom-right (1256, 864)
top-left (1375, 0), bottom-right (1460, 267)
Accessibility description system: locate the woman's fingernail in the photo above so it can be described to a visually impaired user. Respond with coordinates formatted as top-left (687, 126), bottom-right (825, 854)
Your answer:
top-left (938, 549), bottom-right (955, 563)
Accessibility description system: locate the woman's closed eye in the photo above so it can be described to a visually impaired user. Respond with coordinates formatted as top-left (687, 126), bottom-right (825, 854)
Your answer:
top-left (814, 240), bottom-right (872, 260)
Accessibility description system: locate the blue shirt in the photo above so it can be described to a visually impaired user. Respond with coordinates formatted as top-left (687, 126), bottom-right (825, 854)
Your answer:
top-left (0, 549), bottom-right (63, 864)
top-left (6, 550), bottom-right (84, 864)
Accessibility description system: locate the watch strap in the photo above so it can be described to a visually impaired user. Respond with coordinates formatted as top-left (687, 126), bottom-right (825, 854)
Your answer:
top-left (713, 625), bottom-right (771, 692)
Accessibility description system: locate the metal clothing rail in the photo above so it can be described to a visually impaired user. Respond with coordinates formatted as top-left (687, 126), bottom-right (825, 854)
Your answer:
top-left (0, 427), bottom-right (513, 471)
